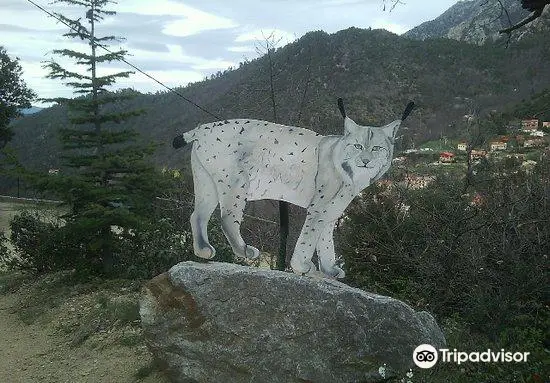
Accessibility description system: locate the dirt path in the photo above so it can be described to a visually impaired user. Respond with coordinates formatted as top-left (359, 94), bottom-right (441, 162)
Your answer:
top-left (0, 291), bottom-right (166, 383)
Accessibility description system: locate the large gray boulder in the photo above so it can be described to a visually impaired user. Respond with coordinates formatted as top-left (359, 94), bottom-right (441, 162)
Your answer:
top-left (140, 261), bottom-right (445, 383)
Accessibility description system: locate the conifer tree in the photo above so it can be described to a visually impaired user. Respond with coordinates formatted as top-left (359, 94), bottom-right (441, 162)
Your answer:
top-left (38, 0), bottom-right (157, 274)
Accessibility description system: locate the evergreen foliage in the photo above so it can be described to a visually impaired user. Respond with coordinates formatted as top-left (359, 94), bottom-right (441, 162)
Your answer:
top-left (33, 0), bottom-right (158, 275)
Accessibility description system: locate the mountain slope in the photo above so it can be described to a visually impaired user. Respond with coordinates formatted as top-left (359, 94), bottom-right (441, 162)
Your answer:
top-left (6, 27), bottom-right (550, 179)
top-left (404, 0), bottom-right (549, 45)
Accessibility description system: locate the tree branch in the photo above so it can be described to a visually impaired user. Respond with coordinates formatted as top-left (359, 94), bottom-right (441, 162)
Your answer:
top-left (499, 8), bottom-right (543, 34)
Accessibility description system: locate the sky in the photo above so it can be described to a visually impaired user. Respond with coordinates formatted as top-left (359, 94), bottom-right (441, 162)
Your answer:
top-left (2, 0), bottom-right (459, 106)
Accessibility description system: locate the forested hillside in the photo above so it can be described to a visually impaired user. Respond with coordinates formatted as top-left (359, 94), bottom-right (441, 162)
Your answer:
top-left (7, 26), bottom-right (550, 174)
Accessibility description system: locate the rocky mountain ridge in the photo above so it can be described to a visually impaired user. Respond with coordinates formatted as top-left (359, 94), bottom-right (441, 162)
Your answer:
top-left (405, 0), bottom-right (549, 45)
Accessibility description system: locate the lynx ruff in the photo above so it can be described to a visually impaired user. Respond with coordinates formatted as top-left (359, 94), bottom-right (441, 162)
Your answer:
top-left (173, 99), bottom-right (414, 278)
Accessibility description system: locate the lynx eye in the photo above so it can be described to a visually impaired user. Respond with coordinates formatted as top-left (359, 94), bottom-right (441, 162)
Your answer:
top-left (372, 146), bottom-right (384, 152)
top-left (353, 143), bottom-right (364, 150)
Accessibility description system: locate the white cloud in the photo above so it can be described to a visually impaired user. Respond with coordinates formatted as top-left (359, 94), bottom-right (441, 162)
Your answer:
top-left (227, 46), bottom-right (255, 53)
top-left (114, 0), bottom-right (238, 37)
top-left (372, 19), bottom-right (410, 35)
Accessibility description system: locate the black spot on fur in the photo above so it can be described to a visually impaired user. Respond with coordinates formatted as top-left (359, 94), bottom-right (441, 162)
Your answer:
top-left (274, 139), bottom-right (279, 144)
top-left (239, 127), bottom-right (245, 134)
top-left (301, 147), bottom-right (307, 152)
top-left (216, 137), bottom-right (221, 142)
top-left (224, 120), bottom-right (229, 124)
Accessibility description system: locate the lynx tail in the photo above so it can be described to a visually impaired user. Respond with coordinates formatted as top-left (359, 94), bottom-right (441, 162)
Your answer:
top-left (401, 101), bottom-right (415, 121)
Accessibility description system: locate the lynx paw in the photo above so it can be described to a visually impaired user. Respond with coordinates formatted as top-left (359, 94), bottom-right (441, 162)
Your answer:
top-left (322, 265), bottom-right (346, 279)
top-left (244, 245), bottom-right (260, 260)
top-left (290, 259), bottom-right (317, 276)
top-left (195, 244), bottom-right (216, 260)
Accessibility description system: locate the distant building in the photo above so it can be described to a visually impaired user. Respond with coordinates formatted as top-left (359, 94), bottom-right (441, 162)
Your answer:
top-left (490, 141), bottom-right (507, 151)
top-left (522, 119), bottom-right (539, 132)
top-left (439, 151), bottom-right (455, 163)
top-left (542, 121), bottom-right (550, 128)
top-left (530, 130), bottom-right (545, 137)
top-left (506, 153), bottom-right (525, 161)
top-left (457, 142), bottom-right (467, 151)
top-left (392, 156), bottom-right (406, 163)
top-left (48, 169), bottom-right (59, 175)
top-left (470, 149), bottom-right (487, 160)
top-left (524, 138), bottom-right (546, 148)
top-left (401, 175), bottom-right (436, 189)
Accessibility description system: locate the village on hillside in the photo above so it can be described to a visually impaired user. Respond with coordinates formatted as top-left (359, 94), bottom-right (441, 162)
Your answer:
top-left (373, 117), bottom-right (550, 196)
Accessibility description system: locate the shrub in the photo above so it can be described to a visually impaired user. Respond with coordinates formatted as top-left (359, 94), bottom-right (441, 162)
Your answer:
top-left (338, 159), bottom-right (550, 382)
top-left (0, 230), bottom-right (10, 266)
top-left (7, 211), bottom-right (88, 274)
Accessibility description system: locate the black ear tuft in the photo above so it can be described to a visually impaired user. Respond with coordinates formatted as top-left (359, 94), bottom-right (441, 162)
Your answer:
top-left (337, 98), bottom-right (346, 118)
top-left (401, 101), bottom-right (415, 121)
top-left (172, 135), bottom-right (187, 149)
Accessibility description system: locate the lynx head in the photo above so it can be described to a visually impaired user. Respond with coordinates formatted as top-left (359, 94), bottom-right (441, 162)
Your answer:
top-left (334, 99), bottom-right (414, 191)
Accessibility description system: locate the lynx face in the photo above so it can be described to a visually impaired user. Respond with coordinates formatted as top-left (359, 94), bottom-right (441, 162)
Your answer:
top-left (338, 117), bottom-right (399, 191)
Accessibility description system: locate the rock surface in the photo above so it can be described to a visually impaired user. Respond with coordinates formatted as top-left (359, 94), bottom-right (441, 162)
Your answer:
top-left (404, 0), bottom-right (549, 45)
top-left (140, 261), bottom-right (446, 383)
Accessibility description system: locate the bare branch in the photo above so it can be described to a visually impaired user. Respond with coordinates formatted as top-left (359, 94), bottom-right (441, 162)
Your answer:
top-left (499, 8), bottom-right (543, 34)
top-left (383, 0), bottom-right (405, 12)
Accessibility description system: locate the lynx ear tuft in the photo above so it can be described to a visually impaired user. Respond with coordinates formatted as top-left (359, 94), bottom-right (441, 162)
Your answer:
top-left (337, 98), bottom-right (346, 118)
top-left (401, 101), bottom-right (415, 121)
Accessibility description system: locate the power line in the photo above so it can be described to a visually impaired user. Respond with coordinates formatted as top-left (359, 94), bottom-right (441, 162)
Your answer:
top-left (25, 0), bottom-right (223, 120)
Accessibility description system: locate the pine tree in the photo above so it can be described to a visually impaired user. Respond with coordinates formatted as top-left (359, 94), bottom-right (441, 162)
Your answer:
top-left (38, 0), bottom-right (158, 275)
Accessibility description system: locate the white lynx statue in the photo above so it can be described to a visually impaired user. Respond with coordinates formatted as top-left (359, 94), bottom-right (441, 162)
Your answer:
top-left (173, 99), bottom-right (414, 278)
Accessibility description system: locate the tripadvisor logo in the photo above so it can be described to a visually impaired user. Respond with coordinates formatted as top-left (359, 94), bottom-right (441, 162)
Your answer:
top-left (413, 344), bottom-right (530, 369)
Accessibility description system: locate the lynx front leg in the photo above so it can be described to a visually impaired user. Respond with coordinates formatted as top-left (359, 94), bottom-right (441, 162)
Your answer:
top-left (190, 149), bottom-right (219, 259)
top-left (219, 188), bottom-right (260, 260)
top-left (316, 224), bottom-right (345, 279)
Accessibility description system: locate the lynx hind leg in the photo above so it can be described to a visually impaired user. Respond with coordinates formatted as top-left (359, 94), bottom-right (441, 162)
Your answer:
top-left (190, 148), bottom-right (218, 259)
top-left (316, 224), bottom-right (345, 279)
top-left (218, 179), bottom-right (260, 260)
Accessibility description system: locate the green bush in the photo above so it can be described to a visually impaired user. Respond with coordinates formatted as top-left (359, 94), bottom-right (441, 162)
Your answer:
top-left (0, 230), bottom-right (10, 267)
top-left (7, 211), bottom-right (73, 273)
top-left (338, 159), bottom-right (550, 382)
